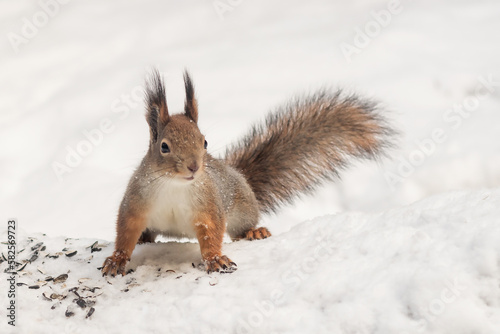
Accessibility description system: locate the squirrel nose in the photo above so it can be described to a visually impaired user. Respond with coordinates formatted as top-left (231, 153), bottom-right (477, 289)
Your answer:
top-left (187, 162), bottom-right (199, 173)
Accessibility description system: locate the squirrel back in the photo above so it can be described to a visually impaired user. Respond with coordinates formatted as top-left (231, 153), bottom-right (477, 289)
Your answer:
top-left (225, 90), bottom-right (395, 214)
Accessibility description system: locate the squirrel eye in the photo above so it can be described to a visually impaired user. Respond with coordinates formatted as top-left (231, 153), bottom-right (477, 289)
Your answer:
top-left (161, 142), bottom-right (170, 154)
top-left (204, 140), bottom-right (208, 149)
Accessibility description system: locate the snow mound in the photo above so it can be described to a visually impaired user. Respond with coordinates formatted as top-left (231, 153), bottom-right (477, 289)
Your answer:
top-left (1, 188), bottom-right (500, 334)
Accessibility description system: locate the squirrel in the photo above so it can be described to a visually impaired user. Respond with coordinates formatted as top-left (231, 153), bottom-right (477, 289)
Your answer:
top-left (101, 69), bottom-right (395, 276)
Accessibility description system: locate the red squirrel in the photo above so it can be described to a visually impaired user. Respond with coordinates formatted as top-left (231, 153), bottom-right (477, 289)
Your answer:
top-left (102, 69), bottom-right (395, 276)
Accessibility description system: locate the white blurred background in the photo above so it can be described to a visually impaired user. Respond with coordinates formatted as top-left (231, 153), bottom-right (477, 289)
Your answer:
top-left (1, 0), bottom-right (499, 240)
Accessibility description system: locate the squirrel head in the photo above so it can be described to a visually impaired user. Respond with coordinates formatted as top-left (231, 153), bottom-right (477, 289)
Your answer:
top-left (145, 69), bottom-right (207, 182)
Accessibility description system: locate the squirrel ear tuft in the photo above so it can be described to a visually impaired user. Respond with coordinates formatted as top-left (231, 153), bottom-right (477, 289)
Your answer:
top-left (145, 69), bottom-right (169, 142)
top-left (183, 70), bottom-right (198, 123)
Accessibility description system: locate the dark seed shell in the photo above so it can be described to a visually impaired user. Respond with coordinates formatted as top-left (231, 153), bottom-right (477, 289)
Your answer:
top-left (86, 307), bottom-right (95, 318)
top-left (76, 298), bottom-right (86, 309)
top-left (65, 251), bottom-right (77, 257)
top-left (69, 287), bottom-right (80, 298)
top-left (31, 242), bottom-right (43, 251)
top-left (28, 253), bottom-right (39, 263)
top-left (53, 274), bottom-right (68, 284)
top-left (16, 262), bottom-right (28, 272)
top-left (50, 293), bottom-right (66, 300)
top-left (89, 241), bottom-right (102, 253)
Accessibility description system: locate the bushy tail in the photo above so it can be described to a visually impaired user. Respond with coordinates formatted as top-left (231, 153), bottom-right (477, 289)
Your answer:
top-left (224, 89), bottom-right (396, 214)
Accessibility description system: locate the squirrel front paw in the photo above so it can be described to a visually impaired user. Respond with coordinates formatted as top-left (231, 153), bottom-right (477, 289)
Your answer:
top-left (205, 255), bottom-right (237, 274)
top-left (101, 251), bottom-right (129, 277)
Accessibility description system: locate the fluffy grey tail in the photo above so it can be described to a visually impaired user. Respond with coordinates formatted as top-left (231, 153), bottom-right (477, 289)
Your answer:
top-left (225, 89), bottom-right (396, 214)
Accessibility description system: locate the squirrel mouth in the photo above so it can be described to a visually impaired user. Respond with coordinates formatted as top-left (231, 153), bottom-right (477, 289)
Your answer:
top-left (184, 176), bottom-right (195, 181)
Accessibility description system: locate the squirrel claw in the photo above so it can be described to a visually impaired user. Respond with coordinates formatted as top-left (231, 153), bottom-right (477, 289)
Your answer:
top-left (101, 251), bottom-right (129, 277)
top-left (205, 255), bottom-right (237, 274)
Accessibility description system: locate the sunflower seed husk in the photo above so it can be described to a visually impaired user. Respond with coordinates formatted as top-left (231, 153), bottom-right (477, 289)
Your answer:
top-left (69, 287), bottom-right (80, 298)
top-left (65, 250), bottom-right (77, 257)
top-left (31, 242), bottom-right (43, 251)
top-left (89, 241), bottom-right (102, 253)
top-left (28, 252), bottom-right (39, 263)
top-left (86, 307), bottom-right (95, 318)
top-left (16, 262), bottom-right (28, 272)
top-left (76, 298), bottom-right (86, 309)
top-left (50, 293), bottom-right (66, 300)
top-left (53, 274), bottom-right (68, 284)
top-left (65, 308), bottom-right (74, 318)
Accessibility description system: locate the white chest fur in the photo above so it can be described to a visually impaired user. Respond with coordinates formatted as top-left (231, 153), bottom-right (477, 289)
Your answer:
top-left (146, 179), bottom-right (197, 238)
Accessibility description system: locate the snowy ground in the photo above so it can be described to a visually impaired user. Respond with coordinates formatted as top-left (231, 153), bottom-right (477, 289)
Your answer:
top-left (1, 0), bottom-right (500, 333)
top-left (1, 189), bottom-right (500, 334)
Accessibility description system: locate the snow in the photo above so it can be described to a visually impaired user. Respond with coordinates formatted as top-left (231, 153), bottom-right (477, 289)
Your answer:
top-left (1, 0), bottom-right (500, 333)
top-left (1, 189), bottom-right (500, 333)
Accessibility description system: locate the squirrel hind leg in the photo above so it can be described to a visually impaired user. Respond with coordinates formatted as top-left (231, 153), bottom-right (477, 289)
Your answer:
top-left (137, 229), bottom-right (158, 244)
top-left (233, 227), bottom-right (271, 241)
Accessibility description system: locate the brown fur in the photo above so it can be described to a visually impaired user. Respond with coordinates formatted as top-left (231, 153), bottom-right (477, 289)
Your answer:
top-left (102, 207), bottom-right (148, 276)
top-left (225, 90), bottom-right (395, 214)
top-left (193, 211), bottom-right (234, 273)
top-left (102, 70), bottom-right (396, 277)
